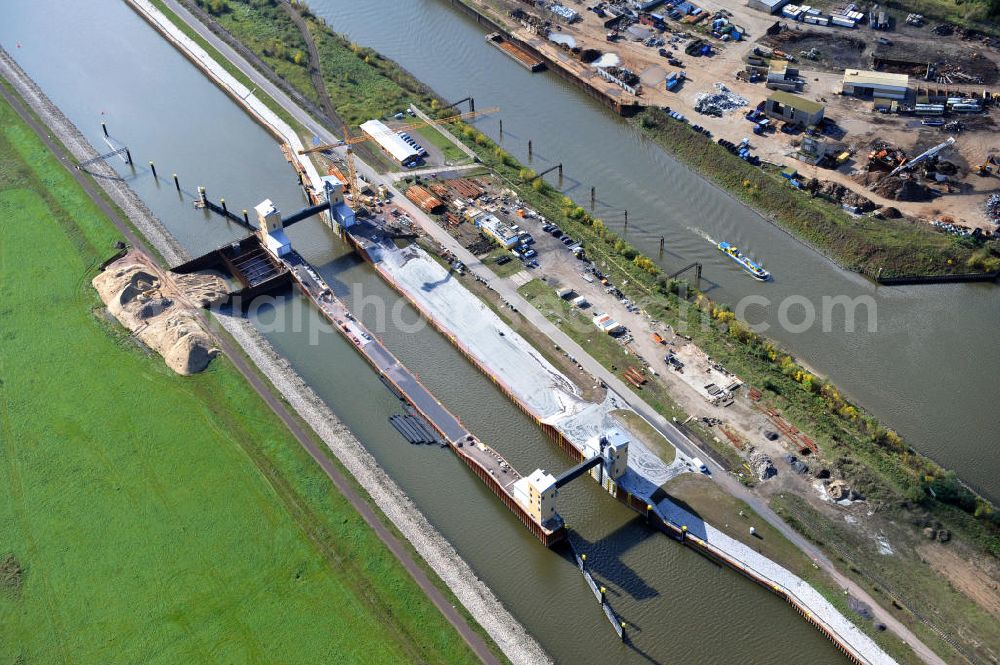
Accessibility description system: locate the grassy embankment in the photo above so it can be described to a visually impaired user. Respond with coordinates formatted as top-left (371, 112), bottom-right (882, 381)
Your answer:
top-left (772, 495), bottom-right (1000, 665)
top-left (635, 108), bottom-right (1000, 278)
top-left (663, 475), bottom-right (924, 665)
top-left (146, 0), bottom-right (306, 133)
top-left (610, 409), bottom-right (677, 464)
top-left (0, 94), bottom-right (487, 665)
top-left (189, 0), bottom-right (435, 126)
top-left (178, 0), bottom-right (1000, 628)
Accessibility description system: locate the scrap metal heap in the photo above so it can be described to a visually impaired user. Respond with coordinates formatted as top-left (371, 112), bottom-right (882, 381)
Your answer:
top-left (694, 83), bottom-right (749, 116)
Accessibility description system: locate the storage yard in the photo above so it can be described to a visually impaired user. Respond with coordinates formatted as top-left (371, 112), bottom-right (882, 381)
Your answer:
top-left (462, 0), bottom-right (1000, 231)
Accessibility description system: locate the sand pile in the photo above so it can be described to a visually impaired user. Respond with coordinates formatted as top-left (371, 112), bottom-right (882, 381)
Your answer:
top-left (174, 271), bottom-right (229, 308)
top-left (875, 206), bottom-right (902, 219)
top-left (93, 254), bottom-right (222, 374)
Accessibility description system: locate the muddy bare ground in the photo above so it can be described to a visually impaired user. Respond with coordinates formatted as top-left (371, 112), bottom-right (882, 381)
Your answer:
top-left (762, 29), bottom-right (870, 73)
top-left (762, 19), bottom-right (1000, 83)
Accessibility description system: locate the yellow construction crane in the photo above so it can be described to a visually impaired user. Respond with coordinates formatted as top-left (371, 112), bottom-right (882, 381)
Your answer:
top-left (299, 107), bottom-right (497, 208)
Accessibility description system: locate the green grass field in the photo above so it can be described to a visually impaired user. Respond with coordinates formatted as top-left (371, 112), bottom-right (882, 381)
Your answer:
top-left (0, 93), bottom-right (482, 664)
top-left (411, 126), bottom-right (469, 164)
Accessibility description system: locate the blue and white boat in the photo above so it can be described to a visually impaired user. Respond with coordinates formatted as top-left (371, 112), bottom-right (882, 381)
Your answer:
top-left (718, 241), bottom-right (770, 281)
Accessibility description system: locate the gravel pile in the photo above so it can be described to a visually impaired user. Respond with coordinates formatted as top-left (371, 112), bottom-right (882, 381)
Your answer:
top-left (695, 83), bottom-right (748, 116)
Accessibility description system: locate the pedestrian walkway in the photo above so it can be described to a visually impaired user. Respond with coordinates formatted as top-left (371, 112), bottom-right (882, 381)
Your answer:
top-left (409, 104), bottom-right (478, 160)
top-left (386, 162), bottom-right (480, 180)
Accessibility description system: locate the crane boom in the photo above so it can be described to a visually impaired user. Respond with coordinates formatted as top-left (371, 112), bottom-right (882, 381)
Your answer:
top-left (888, 137), bottom-right (955, 177)
top-left (298, 107), bottom-right (499, 155)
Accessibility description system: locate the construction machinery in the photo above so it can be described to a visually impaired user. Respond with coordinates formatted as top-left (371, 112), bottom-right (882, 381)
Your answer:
top-left (888, 137), bottom-right (956, 177)
top-left (297, 107), bottom-right (497, 208)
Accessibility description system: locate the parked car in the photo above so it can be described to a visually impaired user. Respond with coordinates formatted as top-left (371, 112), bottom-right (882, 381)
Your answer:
top-left (495, 255), bottom-right (512, 265)
top-left (561, 236), bottom-right (575, 245)
top-left (522, 248), bottom-right (537, 258)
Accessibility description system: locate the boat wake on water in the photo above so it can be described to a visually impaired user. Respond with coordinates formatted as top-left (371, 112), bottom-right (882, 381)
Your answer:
top-left (686, 226), bottom-right (717, 246)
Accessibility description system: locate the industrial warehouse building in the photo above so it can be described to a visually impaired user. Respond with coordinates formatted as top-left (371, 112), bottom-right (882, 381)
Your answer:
top-left (764, 91), bottom-right (825, 126)
top-left (747, 0), bottom-right (790, 13)
top-left (841, 69), bottom-right (910, 101)
top-left (359, 119), bottom-right (420, 164)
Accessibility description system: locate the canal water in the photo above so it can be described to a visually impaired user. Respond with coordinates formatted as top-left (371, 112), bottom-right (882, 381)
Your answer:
top-left (305, 0), bottom-right (1000, 504)
top-left (0, 1), bottom-right (880, 663)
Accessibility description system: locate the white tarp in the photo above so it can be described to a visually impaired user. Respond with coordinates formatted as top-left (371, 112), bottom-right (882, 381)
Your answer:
top-left (360, 119), bottom-right (419, 163)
